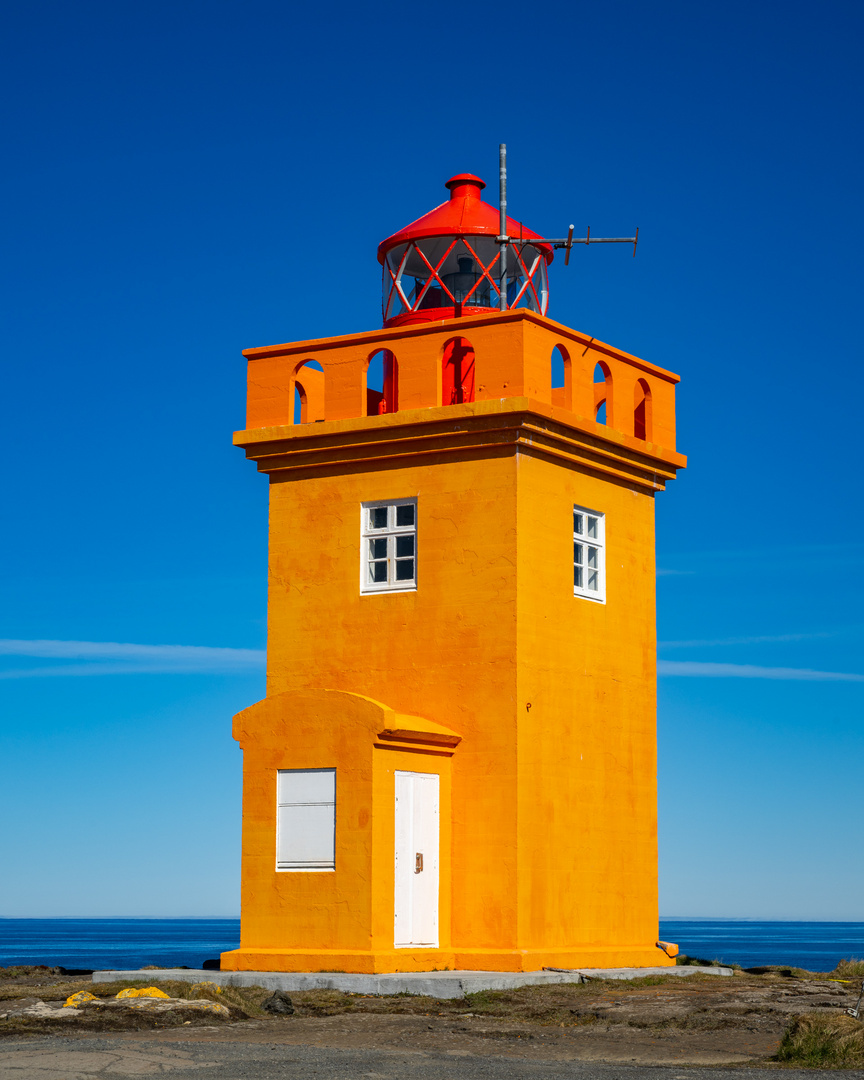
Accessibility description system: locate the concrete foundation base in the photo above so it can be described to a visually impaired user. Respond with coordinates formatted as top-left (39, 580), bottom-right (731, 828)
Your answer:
top-left (92, 965), bottom-right (733, 1000)
top-left (219, 945), bottom-right (676, 974)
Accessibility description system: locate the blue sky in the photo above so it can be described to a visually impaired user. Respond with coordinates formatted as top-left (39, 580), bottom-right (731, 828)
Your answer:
top-left (1, 0), bottom-right (862, 921)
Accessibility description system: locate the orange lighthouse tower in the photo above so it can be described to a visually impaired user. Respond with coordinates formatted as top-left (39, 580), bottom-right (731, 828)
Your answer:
top-left (221, 168), bottom-right (686, 974)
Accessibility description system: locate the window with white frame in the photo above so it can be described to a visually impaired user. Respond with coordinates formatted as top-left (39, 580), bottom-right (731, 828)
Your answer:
top-left (573, 506), bottom-right (605, 602)
top-left (276, 768), bottom-right (335, 871)
top-left (361, 499), bottom-right (417, 593)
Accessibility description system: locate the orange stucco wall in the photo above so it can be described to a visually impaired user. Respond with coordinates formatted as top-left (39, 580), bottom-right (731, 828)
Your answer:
top-left (515, 453), bottom-right (660, 956)
top-left (256, 452), bottom-right (520, 968)
top-left (223, 314), bottom-right (684, 974)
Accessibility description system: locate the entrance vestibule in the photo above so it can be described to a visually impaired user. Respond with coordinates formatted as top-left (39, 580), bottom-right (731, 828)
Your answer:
top-left (394, 770), bottom-right (439, 948)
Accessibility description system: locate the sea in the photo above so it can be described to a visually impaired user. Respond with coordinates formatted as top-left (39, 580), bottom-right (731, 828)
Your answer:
top-left (0, 918), bottom-right (862, 973)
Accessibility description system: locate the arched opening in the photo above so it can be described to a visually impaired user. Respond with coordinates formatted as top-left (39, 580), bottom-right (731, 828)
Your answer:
top-left (551, 344), bottom-right (571, 409)
top-left (442, 337), bottom-right (475, 405)
top-left (634, 378), bottom-right (652, 441)
top-left (593, 362), bottom-right (611, 426)
top-left (294, 360), bottom-right (325, 424)
top-left (366, 349), bottom-right (399, 416)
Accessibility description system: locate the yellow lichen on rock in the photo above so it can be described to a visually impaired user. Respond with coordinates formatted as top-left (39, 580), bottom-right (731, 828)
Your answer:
top-left (63, 991), bottom-right (98, 1008)
top-left (194, 1000), bottom-right (228, 1014)
top-left (115, 986), bottom-right (170, 999)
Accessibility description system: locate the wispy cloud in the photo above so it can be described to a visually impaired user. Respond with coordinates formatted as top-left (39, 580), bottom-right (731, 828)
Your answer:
top-left (661, 542), bottom-right (864, 563)
top-left (658, 632), bottom-right (835, 649)
top-left (658, 660), bottom-right (864, 682)
top-left (655, 542), bottom-right (864, 579)
top-left (0, 640), bottom-right (266, 678)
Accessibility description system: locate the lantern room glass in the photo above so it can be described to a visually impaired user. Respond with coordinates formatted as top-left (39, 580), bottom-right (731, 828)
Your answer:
top-left (383, 236), bottom-right (549, 323)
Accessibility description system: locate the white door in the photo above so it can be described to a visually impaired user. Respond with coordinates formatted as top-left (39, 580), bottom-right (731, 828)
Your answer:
top-left (394, 770), bottom-right (439, 947)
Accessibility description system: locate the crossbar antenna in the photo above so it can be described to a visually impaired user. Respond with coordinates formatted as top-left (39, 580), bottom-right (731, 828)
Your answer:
top-left (496, 143), bottom-right (638, 310)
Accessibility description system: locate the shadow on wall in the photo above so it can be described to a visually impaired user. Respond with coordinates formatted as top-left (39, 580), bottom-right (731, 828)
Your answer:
top-left (442, 337), bottom-right (475, 405)
top-left (634, 377), bottom-right (652, 441)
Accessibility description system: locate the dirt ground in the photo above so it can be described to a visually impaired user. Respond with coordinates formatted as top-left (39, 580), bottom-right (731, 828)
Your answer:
top-left (1, 966), bottom-right (862, 1067)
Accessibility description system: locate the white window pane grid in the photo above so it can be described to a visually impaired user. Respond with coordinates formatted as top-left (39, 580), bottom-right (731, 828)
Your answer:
top-left (361, 500), bottom-right (417, 593)
top-left (277, 768), bottom-right (336, 871)
top-left (574, 505), bottom-right (605, 602)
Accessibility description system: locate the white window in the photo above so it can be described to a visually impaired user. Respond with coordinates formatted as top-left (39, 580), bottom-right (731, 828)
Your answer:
top-left (573, 505), bottom-right (605, 602)
top-left (361, 499), bottom-right (417, 593)
top-left (276, 769), bottom-right (335, 871)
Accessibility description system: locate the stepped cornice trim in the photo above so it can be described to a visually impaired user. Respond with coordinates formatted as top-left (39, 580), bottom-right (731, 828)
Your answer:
top-left (234, 397), bottom-right (686, 493)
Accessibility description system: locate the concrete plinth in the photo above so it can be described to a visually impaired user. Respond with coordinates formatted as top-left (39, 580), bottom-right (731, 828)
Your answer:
top-left (92, 965), bottom-right (733, 1000)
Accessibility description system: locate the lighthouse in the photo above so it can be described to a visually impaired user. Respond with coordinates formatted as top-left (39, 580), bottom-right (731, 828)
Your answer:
top-left (221, 169), bottom-right (686, 974)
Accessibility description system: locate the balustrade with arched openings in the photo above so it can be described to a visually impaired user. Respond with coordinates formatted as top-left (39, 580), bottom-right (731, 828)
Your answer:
top-left (244, 320), bottom-right (677, 453)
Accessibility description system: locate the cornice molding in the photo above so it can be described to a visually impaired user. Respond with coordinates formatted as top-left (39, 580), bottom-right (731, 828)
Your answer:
top-left (234, 398), bottom-right (686, 493)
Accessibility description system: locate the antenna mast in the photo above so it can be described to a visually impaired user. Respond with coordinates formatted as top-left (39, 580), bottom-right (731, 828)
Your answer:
top-left (499, 144), bottom-right (508, 312)
top-left (495, 144), bottom-right (638, 310)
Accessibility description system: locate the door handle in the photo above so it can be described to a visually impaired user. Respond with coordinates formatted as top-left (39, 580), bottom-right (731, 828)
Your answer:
top-left (414, 853), bottom-right (423, 873)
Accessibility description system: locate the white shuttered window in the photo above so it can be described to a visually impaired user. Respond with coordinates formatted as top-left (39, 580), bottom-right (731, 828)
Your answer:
top-left (276, 769), bottom-right (336, 871)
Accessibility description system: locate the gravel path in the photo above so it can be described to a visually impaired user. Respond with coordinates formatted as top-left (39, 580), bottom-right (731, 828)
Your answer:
top-left (0, 1037), bottom-right (848, 1080)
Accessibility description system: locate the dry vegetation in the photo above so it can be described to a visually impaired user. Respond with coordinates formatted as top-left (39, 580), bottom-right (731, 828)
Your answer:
top-left (777, 1013), bottom-right (864, 1068)
top-left (1, 961), bottom-right (863, 1067)
top-left (832, 958), bottom-right (864, 980)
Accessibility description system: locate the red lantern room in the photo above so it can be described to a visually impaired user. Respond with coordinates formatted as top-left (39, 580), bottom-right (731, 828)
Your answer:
top-left (378, 174), bottom-right (553, 328)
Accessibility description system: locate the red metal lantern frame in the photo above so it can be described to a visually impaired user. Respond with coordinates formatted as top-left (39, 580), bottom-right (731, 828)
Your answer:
top-left (379, 173), bottom-right (552, 327)
top-left (383, 235), bottom-right (548, 324)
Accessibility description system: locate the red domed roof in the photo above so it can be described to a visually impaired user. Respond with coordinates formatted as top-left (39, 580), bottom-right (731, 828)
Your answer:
top-left (377, 174), bottom-right (554, 265)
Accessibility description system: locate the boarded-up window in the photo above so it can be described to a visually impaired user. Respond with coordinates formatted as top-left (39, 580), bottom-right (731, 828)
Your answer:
top-left (276, 769), bottom-right (336, 871)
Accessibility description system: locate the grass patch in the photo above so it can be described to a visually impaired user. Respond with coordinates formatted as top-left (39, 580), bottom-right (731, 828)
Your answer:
top-left (676, 954), bottom-right (718, 967)
top-left (831, 958), bottom-right (864, 980)
top-left (776, 1012), bottom-right (864, 1068)
top-left (269, 974), bottom-right (724, 1025)
top-left (0, 966), bottom-right (63, 981)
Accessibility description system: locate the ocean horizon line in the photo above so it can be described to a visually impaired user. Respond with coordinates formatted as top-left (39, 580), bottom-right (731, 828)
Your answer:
top-left (2, 915), bottom-right (862, 923)
top-left (0, 915), bottom-right (241, 921)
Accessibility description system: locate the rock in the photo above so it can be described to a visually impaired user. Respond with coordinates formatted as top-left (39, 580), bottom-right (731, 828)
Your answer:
top-left (119, 998), bottom-right (230, 1017)
top-left (80, 996), bottom-right (231, 1018)
top-left (5, 997), bottom-right (40, 1011)
top-left (21, 1001), bottom-right (81, 1020)
top-left (262, 990), bottom-right (294, 1016)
